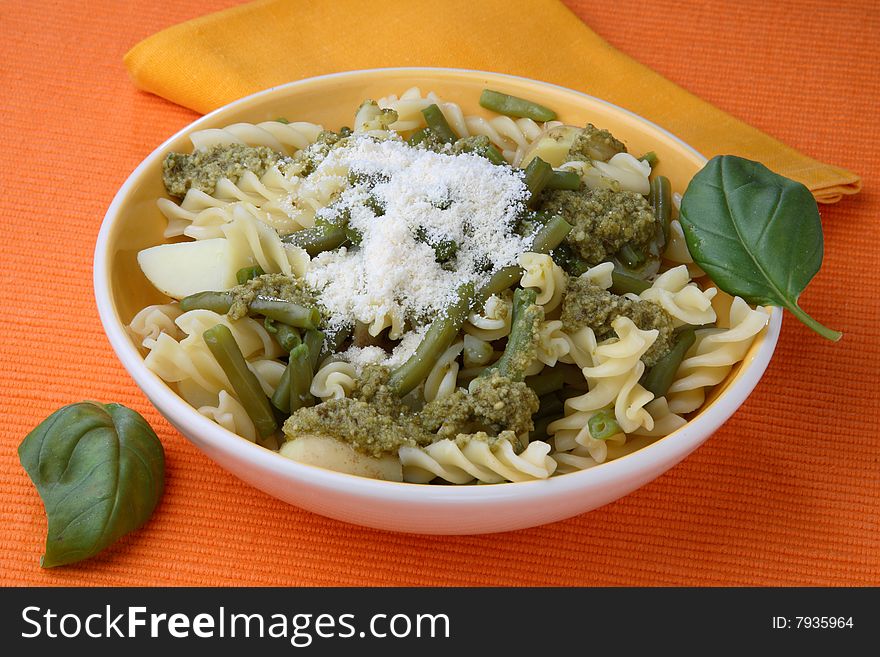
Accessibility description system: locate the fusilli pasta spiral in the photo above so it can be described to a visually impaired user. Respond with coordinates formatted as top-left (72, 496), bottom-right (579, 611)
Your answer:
top-left (666, 297), bottom-right (770, 413)
top-left (310, 360), bottom-right (358, 401)
top-left (399, 436), bottom-right (557, 484)
top-left (518, 252), bottom-right (567, 312)
top-left (188, 121), bottom-right (323, 156)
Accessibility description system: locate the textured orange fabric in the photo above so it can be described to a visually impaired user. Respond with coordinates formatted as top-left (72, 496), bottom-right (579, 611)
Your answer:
top-left (1, 0), bottom-right (877, 587)
top-left (122, 0), bottom-right (860, 203)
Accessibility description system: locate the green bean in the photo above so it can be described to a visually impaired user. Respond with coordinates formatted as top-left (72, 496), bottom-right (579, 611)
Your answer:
top-left (479, 89), bottom-right (558, 122)
top-left (202, 323), bottom-right (277, 438)
top-left (545, 169), bottom-right (581, 191)
top-left (281, 223), bottom-right (348, 256)
top-left (247, 298), bottom-right (320, 329)
top-left (483, 144), bottom-right (506, 165)
top-left (235, 265), bottom-right (265, 285)
top-left (421, 104), bottom-right (458, 144)
top-left (303, 329), bottom-right (325, 371)
top-left (287, 344), bottom-right (315, 412)
top-left (617, 243), bottom-right (646, 269)
top-left (531, 215), bottom-right (573, 254)
top-left (270, 366), bottom-right (292, 414)
top-left (588, 409), bottom-right (621, 441)
top-left (179, 290), bottom-right (233, 314)
top-left (275, 117), bottom-right (290, 124)
top-left (649, 175), bottom-right (673, 244)
top-left (480, 287), bottom-right (540, 382)
top-left (526, 369), bottom-right (565, 398)
top-left (640, 328), bottom-right (696, 397)
top-left (639, 151), bottom-right (658, 167)
top-left (408, 128), bottom-right (430, 147)
top-left (523, 157), bottom-right (554, 203)
top-left (610, 270), bottom-right (651, 295)
top-left (477, 265), bottom-right (523, 304)
top-left (551, 244), bottom-right (591, 277)
top-left (388, 283), bottom-right (474, 396)
top-left (276, 323), bottom-right (302, 352)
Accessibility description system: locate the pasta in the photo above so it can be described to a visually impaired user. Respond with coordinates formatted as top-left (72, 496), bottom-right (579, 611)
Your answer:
top-left (377, 87), bottom-right (557, 165)
top-left (129, 87), bottom-right (770, 485)
top-left (128, 303), bottom-right (183, 347)
top-left (563, 317), bottom-right (658, 433)
top-left (189, 121), bottom-right (323, 156)
top-left (198, 390), bottom-right (256, 442)
top-left (399, 436), bottom-right (557, 484)
top-left (463, 293), bottom-right (513, 341)
top-left (310, 359), bottom-right (358, 401)
top-left (423, 340), bottom-right (464, 403)
top-left (640, 265), bottom-right (717, 327)
top-left (518, 252), bottom-right (567, 313)
top-left (666, 297), bottom-right (770, 414)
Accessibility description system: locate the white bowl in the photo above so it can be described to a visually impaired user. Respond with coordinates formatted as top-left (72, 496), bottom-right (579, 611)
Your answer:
top-left (94, 68), bottom-right (781, 534)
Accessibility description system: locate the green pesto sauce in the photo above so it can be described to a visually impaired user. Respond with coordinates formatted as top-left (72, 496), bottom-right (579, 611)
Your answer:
top-left (539, 187), bottom-right (657, 265)
top-left (281, 368), bottom-right (539, 458)
top-left (228, 273), bottom-right (320, 321)
top-left (561, 276), bottom-right (675, 367)
top-left (567, 123), bottom-right (627, 163)
top-left (420, 373), bottom-right (539, 440)
top-left (162, 144), bottom-right (282, 197)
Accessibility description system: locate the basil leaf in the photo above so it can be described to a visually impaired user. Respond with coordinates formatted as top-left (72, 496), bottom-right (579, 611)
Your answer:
top-left (679, 155), bottom-right (841, 341)
top-left (18, 402), bottom-right (165, 568)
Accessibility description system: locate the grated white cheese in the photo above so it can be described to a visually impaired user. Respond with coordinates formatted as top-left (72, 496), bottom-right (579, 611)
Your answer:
top-left (340, 325), bottom-right (428, 373)
top-left (297, 136), bottom-right (530, 346)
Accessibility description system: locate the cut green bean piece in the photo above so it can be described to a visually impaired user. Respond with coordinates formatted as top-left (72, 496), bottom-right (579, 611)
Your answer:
top-left (531, 215), bottom-right (573, 254)
top-left (247, 298), bottom-right (320, 329)
top-left (610, 270), bottom-right (651, 295)
top-left (421, 104), bottom-right (457, 144)
top-left (235, 265), bottom-right (265, 285)
top-left (203, 323), bottom-right (277, 438)
top-left (408, 128), bottom-right (430, 147)
top-left (618, 243), bottom-right (646, 269)
top-left (588, 409), bottom-right (621, 441)
top-left (281, 223), bottom-right (348, 256)
top-left (479, 89), bottom-right (558, 122)
top-left (287, 344), bottom-right (315, 412)
top-left (477, 265), bottom-right (523, 304)
top-left (179, 290), bottom-right (233, 314)
top-left (303, 329), bottom-right (325, 371)
top-left (545, 169), bottom-right (581, 191)
top-left (274, 322), bottom-right (301, 352)
top-left (484, 144), bottom-right (506, 165)
top-left (649, 175), bottom-right (673, 243)
top-left (639, 151), bottom-right (658, 167)
top-left (388, 283), bottom-right (474, 396)
top-left (523, 157), bottom-right (554, 204)
top-left (640, 327), bottom-right (696, 397)
top-left (270, 366), bottom-right (292, 414)
top-left (480, 287), bottom-right (540, 382)
top-left (526, 369), bottom-right (565, 398)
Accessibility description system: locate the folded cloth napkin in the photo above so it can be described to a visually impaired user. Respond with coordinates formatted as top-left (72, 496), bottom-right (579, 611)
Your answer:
top-left (124, 0), bottom-right (860, 203)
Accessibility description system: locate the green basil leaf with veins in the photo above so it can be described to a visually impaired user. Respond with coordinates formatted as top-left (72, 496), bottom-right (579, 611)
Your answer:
top-left (18, 402), bottom-right (165, 567)
top-left (679, 155), bottom-right (842, 341)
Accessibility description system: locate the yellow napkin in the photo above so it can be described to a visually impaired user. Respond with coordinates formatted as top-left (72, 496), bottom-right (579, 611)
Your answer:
top-left (124, 0), bottom-right (860, 203)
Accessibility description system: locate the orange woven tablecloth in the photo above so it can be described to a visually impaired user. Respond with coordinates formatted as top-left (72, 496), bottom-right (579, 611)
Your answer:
top-left (1, 0), bottom-right (877, 586)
